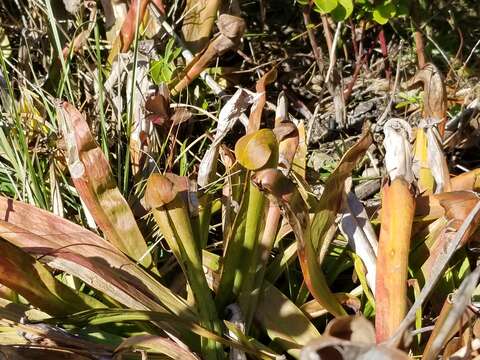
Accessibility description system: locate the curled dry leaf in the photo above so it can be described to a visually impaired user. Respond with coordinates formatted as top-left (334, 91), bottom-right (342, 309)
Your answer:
top-left (274, 121), bottom-right (299, 175)
top-left (418, 118), bottom-right (451, 193)
top-left (248, 67), bottom-right (278, 132)
top-left (420, 191), bottom-right (480, 278)
top-left (339, 191), bottom-right (378, 293)
top-left (408, 63), bottom-right (447, 135)
top-left (383, 118), bottom-right (414, 183)
top-left (415, 191), bottom-right (479, 221)
top-left (146, 84), bottom-right (192, 129)
top-left (57, 102), bottom-right (152, 268)
top-left (300, 316), bottom-right (409, 360)
top-left (234, 129), bottom-right (278, 170)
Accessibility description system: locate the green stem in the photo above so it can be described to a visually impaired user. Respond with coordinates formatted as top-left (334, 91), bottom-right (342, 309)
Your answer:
top-left (153, 197), bottom-right (223, 360)
top-left (242, 203), bottom-right (281, 329)
top-left (238, 181), bottom-right (266, 330)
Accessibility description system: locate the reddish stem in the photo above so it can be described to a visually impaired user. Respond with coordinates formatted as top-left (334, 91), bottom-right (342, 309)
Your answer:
top-left (378, 27), bottom-right (391, 81)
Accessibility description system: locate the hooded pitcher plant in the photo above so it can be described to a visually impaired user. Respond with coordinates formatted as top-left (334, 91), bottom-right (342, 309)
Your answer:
top-left (375, 118), bottom-right (415, 342)
top-left (144, 173), bottom-right (223, 360)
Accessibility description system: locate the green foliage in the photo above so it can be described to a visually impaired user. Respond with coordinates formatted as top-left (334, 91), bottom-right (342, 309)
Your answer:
top-left (301, 0), bottom-right (409, 23)
top-left (150, 39), bottom-right (181, 84)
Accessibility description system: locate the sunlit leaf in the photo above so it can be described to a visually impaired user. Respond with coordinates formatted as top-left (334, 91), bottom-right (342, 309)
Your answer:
top-left (57, 102), bottom-right (152, 268)
top-left (0, 239), bottom-right (103, 316)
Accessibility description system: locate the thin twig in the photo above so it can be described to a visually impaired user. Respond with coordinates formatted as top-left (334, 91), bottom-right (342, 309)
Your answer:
top-left (376, 42), bottom-right (403, 130)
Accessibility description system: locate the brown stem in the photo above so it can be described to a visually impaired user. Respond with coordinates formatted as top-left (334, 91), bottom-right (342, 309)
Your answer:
top-left (414, 30), bottom-right (427, 68)
top-left (412, 1), bottom-right (427, 68)
top-left (303, 4), bottom-right (325, 72)
top-left (321, 15), bottom-right (333, 54)
top-left (343, 55), bottom-right (367, 102)
top-left (349, 18), bottom-right (359, 61)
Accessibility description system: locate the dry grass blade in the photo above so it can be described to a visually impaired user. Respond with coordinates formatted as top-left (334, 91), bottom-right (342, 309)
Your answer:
top-left (57, 102), bottom-right (152, 268)
top-left (115, 334), bottom-right (200, 359)
top-left (422, 266), bottom-right (480, 360)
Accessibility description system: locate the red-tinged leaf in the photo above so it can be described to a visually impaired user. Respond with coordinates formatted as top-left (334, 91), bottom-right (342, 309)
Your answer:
top-left (0, 238), bottom-right (103, 316)
top-left (252, 168), bottom-right (346, 317)
top-left (57, 102), bottom-right (152, 268)
top-left (173, 14), bottom-right (246, 94)
top-left (108, 0), bottom-right (166, 63)
top-left (420, 193), bottom-right (480, 278)
top-left (248, 67), bottom-right (277, 132)
top-left (0, 197), bottom-right (194, 321)
top-left (415, 191), bottom-right (479, 220)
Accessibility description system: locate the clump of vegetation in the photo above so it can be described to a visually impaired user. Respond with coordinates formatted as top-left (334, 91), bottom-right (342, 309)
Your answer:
top-left (0, 0), bottom-right (480, 359)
